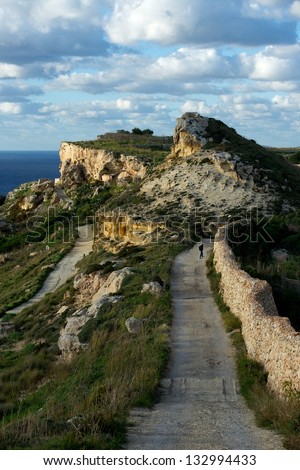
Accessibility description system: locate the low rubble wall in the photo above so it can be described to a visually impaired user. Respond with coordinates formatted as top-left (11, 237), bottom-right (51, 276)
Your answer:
top-left (213, 231), bottom-right (300, 397)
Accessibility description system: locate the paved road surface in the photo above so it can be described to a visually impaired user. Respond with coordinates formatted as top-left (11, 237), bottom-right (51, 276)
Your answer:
top-left (7, 225), bottom-right (93, 314)
top-left (127, 242), bottom-right (283, 450)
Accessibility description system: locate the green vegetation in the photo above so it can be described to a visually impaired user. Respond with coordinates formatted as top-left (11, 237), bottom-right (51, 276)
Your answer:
top-left (71, 133), bottom-right (172, 167)
top-left (71, 182), bottom-right (149, 221)
top-left (288, 150), bottom-right (300, 164)
top-left (206, 253), bottom-right (300, 449)
top-left (131, 128), bottom-right (153, 135)
top-left (0, 241), bottom-right (184, 449)
top-left (0, 212), bottom-right (76, 315)
top-left (205, 119), bottom-right (300, 206)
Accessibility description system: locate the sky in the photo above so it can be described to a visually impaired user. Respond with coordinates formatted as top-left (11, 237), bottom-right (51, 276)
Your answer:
top-left (1, 0), bottom-right (300, 149)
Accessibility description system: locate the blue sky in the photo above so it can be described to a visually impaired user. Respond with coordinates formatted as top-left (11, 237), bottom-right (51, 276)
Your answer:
top-left (1, 0), bottom-right (300, 149)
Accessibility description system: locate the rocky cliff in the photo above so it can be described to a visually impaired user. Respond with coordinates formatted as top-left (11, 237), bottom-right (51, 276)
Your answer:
top-left (59, 142), bottom-right (147, 190)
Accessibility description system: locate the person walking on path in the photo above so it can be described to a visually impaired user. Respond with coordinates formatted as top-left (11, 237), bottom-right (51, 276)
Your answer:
top-left (199, 242), bottom-right (204, 258)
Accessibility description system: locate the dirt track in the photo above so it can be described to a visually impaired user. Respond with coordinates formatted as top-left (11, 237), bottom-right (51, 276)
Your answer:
top-left (127, 242), bottom-right (283, 450)
top-left (7, 225), bottom-right (93, 314)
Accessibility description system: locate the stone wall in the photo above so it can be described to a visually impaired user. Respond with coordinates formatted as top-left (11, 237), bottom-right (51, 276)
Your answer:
top-left (213, 230), bottom-right (300, 397)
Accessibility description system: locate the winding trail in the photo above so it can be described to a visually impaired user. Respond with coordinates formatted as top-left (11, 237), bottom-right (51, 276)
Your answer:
top-left (7, 225), bottom-right (93, 314)
top-left (127, 242), bottom-right (283, 450)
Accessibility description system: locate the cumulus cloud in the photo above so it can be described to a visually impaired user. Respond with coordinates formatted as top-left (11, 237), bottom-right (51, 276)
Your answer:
top-left (272, 93), bottom-right (300, 111)
top-left (47, 48), bottom-right (236, 97)
top-left (0, 1), bottom-right (111, 68)
top-left (0, 63), bottom-right (23, 79)
top-left (240, 44), bottom-right (300, 81)
top-left (290, 1), bottom-right (300, 17)
top-left (147, 48), bottom-right (235, 80)
top-left (0, 103), bottom-right (22, 115)
top-left (0, 82), bottom-right (43, 101)
top-left (48, 44), bottom-right (300, 99)
top-left (1, 0), bottom-right (300, 149)
top-left (0, 0), bottom-right (100, 35)
top-left (104, 0), bottom-right (296, 46)
top-left (243, 0), bottom-right (293, 19)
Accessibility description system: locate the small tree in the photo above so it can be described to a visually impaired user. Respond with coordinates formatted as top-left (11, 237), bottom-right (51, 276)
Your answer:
top-left (132, 127), bottom-right (143, 135)
top-left (142, 129), bottom-right (154, 135)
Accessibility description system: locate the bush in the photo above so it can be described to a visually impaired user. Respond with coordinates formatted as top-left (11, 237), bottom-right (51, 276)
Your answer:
top-left (131, 127), bottom-right (143, 135)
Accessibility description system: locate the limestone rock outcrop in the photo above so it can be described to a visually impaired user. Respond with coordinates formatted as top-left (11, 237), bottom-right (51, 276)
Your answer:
top-left (172, 112), bottom-right (210, 157)
top-left (99, 212), bottom-right (165, 247)
top-left (59, 142), bottom-right (147, 189)
top-left (58, 267), bottom-right (133, 359)
top-left (1, 179), bottom-right (67, 220)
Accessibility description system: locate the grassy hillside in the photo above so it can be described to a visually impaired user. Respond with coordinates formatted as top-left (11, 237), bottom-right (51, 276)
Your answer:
top-left (0, 240), bottom-right (185, 449)
top-left (71, 133), bottom-right (173, 167)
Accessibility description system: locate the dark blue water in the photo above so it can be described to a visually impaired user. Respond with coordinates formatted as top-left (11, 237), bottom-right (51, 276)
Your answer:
top-left (0, 151), bottom-right (60, 195)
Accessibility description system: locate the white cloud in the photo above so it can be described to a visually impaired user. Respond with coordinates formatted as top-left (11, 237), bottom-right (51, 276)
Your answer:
top-left (115, 99), bottom-right (137, 111)
top-left (0, 103), bottom-right (22, 114)
top-left (104, 0), bottom-right (296, 46)
top-left (0, 81), bottom-right (43, 101)
top-left (0, 0), bottom-right (100, 35)
top-left (290, 1), bottom-right (300, 17)
top-left (180, 100), bottom-right (212, 116)
top-left (0, 0), bottom-right (300, 149)
top-left (147, 48), bottom-right (234, 80)
top-left (0, 1), bottom-right (110, 68)
top-left (0, 63), bottom-right (23, 79)
top-left (48, 44), bottom-right (300, 99)
top-left (239, 45), bottom-right (300, 81)
top-left (243, 0), bottom-right (293, 19)
top-left (272, 93), bottom-right (300, 111)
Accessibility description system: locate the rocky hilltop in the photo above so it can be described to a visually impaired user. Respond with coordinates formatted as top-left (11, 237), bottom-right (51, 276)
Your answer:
top-left (64, 113), bottom-right (299, 232)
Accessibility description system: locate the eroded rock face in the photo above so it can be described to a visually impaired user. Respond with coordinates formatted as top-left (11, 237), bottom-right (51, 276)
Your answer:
top-left (59, 142), bottom-right (147, 189)
top-left (172, 113), bottom-right (210, 157)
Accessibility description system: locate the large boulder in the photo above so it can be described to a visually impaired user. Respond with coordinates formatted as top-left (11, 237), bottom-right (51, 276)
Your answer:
top-left (0, 322), bottom-right (15, 338)
top-left (125, 317), bottom-right (145, 334)
top-left (141, 282), bottom-right (163, 294)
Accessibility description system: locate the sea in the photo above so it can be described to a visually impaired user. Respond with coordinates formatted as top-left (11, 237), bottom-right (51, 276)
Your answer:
top-left (0, 151), bottom-right (60, 195)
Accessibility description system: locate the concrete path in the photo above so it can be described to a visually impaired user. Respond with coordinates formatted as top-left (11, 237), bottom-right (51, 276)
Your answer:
top-left (7, 225), bottom-right (93, 314)
top-left (127, 242), bottom-right (283, 450)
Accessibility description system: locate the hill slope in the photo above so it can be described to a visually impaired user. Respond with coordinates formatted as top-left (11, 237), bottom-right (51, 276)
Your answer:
top-left (0, 113), bottom-right (300, 449)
